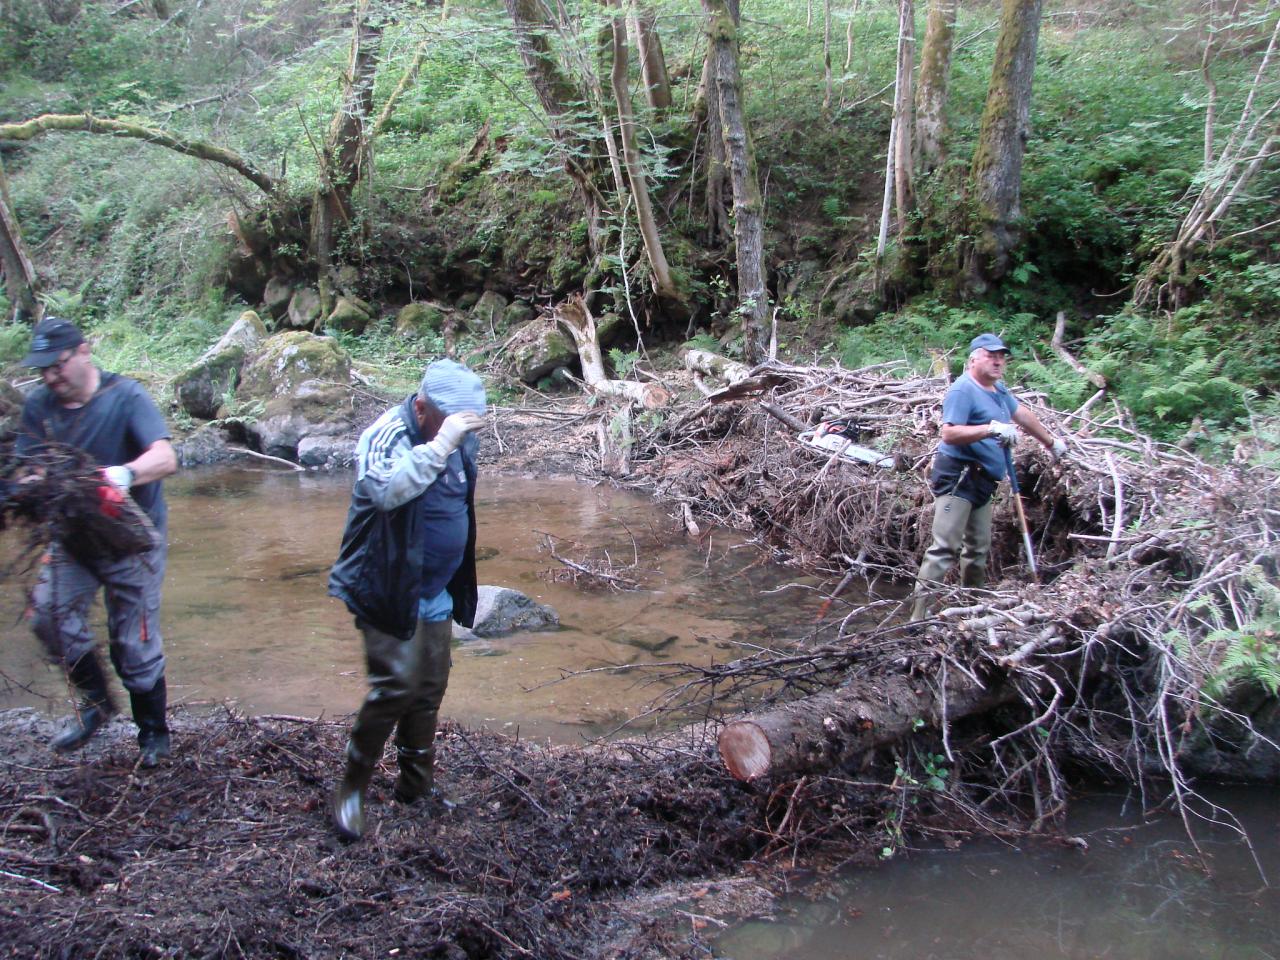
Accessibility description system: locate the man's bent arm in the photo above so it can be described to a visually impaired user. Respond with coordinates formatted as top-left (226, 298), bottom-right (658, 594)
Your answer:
top-left (1012, 406), bottom-right (1055, 449)
top-left (362, 440), bottom-right (450, 513)
top-left (126, 439), bottom-right (178, 485)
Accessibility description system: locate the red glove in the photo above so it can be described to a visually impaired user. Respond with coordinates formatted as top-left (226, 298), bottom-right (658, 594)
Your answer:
top-left (97, 471), bottom-right (125, 518)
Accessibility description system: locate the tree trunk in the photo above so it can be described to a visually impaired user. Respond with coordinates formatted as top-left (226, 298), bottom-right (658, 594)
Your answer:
top-left (608, 1), bottom-right (679, 300)
top-left (311, 0), bottom-right (383, 318)
top-left (964, 0), bottom-right (1044, 291)
top-left (891, 0), bottom-right (915, 228)
top-left (0, 114), bottom-right (275, 195)
top-left (504, 0), bottom-right (610, 256)
top-left (0, 160), bottom-right (42, 324)
top-left (555, 295), bottom-right (671, 408)
top-left (703, 0), bottom-right (770, 365)
top-left (719, 665), bottom-right (1018, 781)
top-left (915, 0), bottom-right (956, 173)
top-left (631, 8), bottom-right (673, 111)
top-left (698, 44), bottom-right (732, 246)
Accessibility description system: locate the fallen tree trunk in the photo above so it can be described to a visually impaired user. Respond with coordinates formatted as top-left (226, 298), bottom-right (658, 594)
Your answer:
top-left (718, 663), bottom-right (1019, 781)
top-left (554, 295), bottom-right (670, 409)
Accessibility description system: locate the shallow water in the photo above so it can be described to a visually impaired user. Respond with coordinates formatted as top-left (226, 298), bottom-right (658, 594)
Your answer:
top-left (715, 788), bottom-right (1280, 960)
top-left (0, 466), bottom-right (825, 742)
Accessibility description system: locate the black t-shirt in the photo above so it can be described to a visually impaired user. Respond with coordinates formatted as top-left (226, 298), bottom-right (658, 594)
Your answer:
top-left (17, 369), bottom-right (172, 528)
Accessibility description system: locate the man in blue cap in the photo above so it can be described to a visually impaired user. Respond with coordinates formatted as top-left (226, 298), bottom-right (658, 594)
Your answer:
top-left (16, 317), bottom-right (178, 765)
top-left (910, 333), bottom-right (1068, 620)
top-left (328, 358), bottom-right (487, 840)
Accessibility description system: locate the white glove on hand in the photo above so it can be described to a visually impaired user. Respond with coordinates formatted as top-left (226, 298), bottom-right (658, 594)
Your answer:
top-left (1050, 437), bottom-right (1069, 461)
top-left (102, 465), bottom-right (134, 490)
top-left (432, 411), bottom-right (486, 454)
top-left (987, 421), bottom-right (1019, 447)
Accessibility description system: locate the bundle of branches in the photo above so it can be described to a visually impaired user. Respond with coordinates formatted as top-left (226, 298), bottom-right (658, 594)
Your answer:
top-left (0, 443), bottom-right (158, 570)
top-left (617, 359), bottom-right (1279, 821)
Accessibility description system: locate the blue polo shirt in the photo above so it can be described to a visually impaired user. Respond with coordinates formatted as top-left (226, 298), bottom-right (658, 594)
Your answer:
top-left (937, 373), bottom-right (1019, 480)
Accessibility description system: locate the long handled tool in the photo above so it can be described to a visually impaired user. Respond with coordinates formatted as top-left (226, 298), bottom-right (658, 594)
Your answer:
top-left (1004, 447), bottom-right (1039, 581)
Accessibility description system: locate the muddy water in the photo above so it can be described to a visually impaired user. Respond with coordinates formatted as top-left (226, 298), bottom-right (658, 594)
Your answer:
top-left (716, 788), bottom-right (1280, 960)
top-left (0, 467), bottom-right (823, 742)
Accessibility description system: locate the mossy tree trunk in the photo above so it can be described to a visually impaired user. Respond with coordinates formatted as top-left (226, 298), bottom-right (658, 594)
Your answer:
top-left (311, 0), bottom-right (383, 322)
top-left (0, 114), bottom-right (276, 195)
top-left (696, 36), bottom-right (732, 246)
top-left (703, 0), bottom-right (770, 365)
top-left (0, 159), bottom-right (41, 324)
top-left (915, 0), bottom-right (956, 174)
top-left (631, 7), bottom-right (672, 111)
top-left (892, 0), bottom-right (915, 226)
top-left (504, 0), bottom-right (612, 257)
top-left (963, 0), bottom-right (1043, 292)
top-left (607, 0), bottom-right (679, 300)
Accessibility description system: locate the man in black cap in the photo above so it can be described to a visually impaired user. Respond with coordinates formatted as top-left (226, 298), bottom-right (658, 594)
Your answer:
top-left (328, 358), bottom-right (487, 841)
top-left (910, 333), bottom-right (1067, 620)
top-left (16, 317), bottom-right (178, 765)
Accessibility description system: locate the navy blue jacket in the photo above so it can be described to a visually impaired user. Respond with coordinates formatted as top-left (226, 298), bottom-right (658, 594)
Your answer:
top-left (328, 396), bottom-right (478, 640)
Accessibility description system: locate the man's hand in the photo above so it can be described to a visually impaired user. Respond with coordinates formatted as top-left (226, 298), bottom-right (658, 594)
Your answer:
top-left (1050, 437), bottom-right (1069, 461)
top-left (102, 465), bottom-right (135, 490)
top-left (433, 411), bottom-right (487, 454)
top-left (987, 421), bottom-right (1019, 447)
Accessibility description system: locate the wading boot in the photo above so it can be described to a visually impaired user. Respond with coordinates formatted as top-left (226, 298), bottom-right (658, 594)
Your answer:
top-left (392, 713), bottom-right (455, 809)
top-left (51, 652), bottom-right (117, 753)
top-left (130, 676), bottom-right (171, 768)
top-left (331, 743), bottom-right (377, 841)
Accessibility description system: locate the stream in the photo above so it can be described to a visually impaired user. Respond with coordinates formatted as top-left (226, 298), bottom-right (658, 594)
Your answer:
top-left (1, 467), bottom-right (1275, 957)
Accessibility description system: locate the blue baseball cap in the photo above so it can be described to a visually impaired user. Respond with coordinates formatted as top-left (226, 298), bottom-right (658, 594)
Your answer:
top-left (969, 333), bottom-right (1011, 356)
top-left (23, 317), bottom-right (85, 367)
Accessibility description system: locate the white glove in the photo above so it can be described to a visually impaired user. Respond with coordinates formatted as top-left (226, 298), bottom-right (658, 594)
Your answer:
top-left (987, 421), bottom-right (1019, 447)
top-left (1050, 437), bottom-right (1068, 461)
top-left (102, 465), bottom-right (135, 490)
top-left (432, 411), bottom-right (486, 454)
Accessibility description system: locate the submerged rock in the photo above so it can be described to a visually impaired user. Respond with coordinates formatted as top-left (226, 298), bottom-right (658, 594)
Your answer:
top-left (455, 585), bottom-right (559, 639)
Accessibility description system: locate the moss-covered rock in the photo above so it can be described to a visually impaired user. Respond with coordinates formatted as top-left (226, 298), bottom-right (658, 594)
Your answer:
top-left (173, 310), bottom-right (268, 420)
top-left (328, 295), bottom-right (373, 334)
top-left (470, 290), bottom-right (509, 334)
top-left (508, 318), bottom-right (576, 384)
top-left (238, 332), bottom-right (356, 458)
top-left (396, 301), bottom-right (448, 338)
top-left (287, 288), bottom-right (321, 329)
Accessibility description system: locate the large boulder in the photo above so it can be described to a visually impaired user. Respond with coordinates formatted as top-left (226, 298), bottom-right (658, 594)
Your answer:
top-left (327, 295), bottom-right (373, 334)
top-left (455, 585), bottom-right (559, 639)
top-left (395, 301), bottom-right (449, 339)
top-left (237, 332), bottom-right (355, 459)
top-left (173, 310), bottom-right (268, 420)
top-left (286, 288), bottom-right (321, 329)
top-left (469, 290), bottom-right (509, 335)
top-left (508, 317), bottom-right (576, 384)
top-left (262, 276), bottom-right (294, 322)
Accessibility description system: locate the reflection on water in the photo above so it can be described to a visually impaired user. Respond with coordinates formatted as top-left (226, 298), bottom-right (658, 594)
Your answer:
top-left (715, 789), bottom-right (1280, 960)
top-left (0, 467), bottom-right (827, 742)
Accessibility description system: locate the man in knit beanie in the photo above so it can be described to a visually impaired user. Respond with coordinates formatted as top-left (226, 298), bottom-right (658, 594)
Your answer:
top-left (328, 358), bottom-right (487, 840)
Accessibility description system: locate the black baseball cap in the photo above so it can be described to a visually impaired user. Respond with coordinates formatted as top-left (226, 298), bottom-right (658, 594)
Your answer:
top-left (22, 317), bottom-right (85, 368)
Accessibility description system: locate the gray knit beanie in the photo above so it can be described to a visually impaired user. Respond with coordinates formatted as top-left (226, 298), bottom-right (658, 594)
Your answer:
top-left (420, 359), bottom-right (486, 414)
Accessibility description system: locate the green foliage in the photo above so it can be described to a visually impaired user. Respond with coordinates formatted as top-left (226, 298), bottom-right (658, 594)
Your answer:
top-left (1200, 568), bottom-right (1280, 701)
top-left (608, 347), bottom-right (640, 379)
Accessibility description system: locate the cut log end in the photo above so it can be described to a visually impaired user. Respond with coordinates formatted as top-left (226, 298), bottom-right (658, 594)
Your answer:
top-left (718, 721), bottom-right (771, 781)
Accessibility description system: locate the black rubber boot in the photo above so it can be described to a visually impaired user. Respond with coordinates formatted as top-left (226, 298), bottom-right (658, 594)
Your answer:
top-left (130, 677), bottom-right (171, 768)
top-left (51, 652), bottom-right (117, 753)
top-left (332, 742), bottom-right (377, 841)
top-left (393, 707), bottom-right (439, 804)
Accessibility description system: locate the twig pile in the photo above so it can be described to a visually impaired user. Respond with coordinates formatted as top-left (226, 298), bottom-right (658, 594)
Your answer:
top-left (618, 360), bottom-right (1279, 810)
top-left (0, 711), bottom-right (796, 959)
